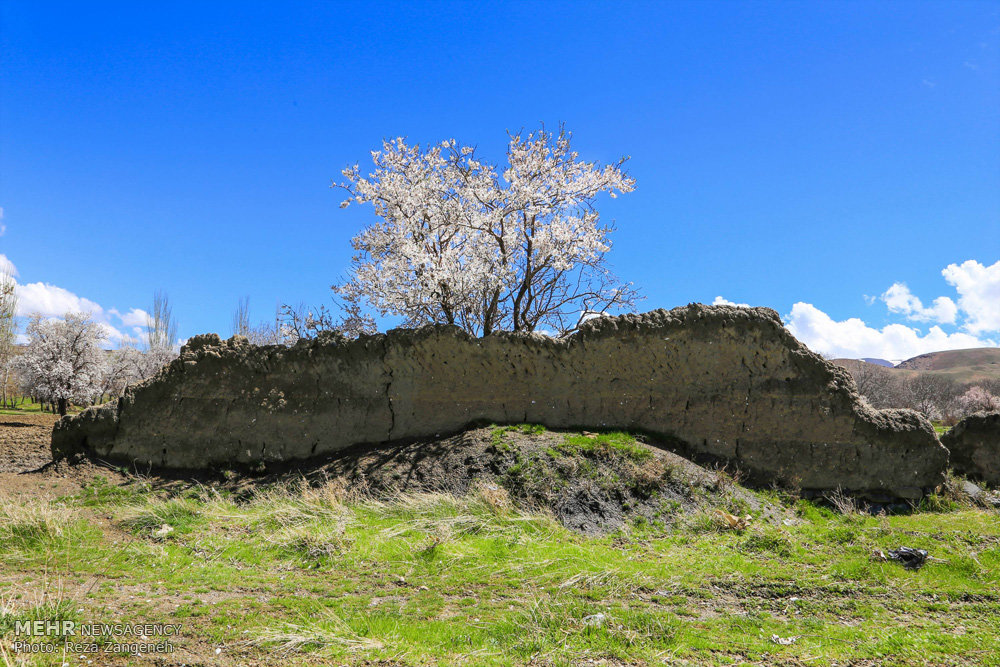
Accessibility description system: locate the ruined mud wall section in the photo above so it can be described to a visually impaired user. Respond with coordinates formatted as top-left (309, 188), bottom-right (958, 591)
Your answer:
top-left (53, 305), bottom-right (947, 497)
top-left (941, 412), bottom-right (1000, 486)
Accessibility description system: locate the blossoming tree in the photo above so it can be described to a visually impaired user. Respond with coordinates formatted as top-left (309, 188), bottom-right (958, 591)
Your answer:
top-left (0, 266), bottom-right (17, 408)
top-left (335, 125), bottom-right (639, 336)
top-left (16, 313), bottom-right (108, 415)
top-left (100, 344), bottom-right (176, 398)
top-left (958, 386), bottom-right (1000, 415)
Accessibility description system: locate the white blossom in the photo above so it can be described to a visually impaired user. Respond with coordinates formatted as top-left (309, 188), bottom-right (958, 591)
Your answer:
top-left (102, 345), bottom-right (176, 396)
top-left (16, 312), bottom-right (177, 413)
top-left (333, 125), bottom-right (639, 335)
top-left (15, 313), bottom-right (109, 414)
top-left (958, 386), bottom-right (1000, 415)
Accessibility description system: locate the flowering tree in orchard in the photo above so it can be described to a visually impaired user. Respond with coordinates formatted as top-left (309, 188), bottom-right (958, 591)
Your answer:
top-left (958, 386), bottom-right (1000, 415)
top-left (335, 125), bottom-right (639, 336)
top-left (0, 266), bottom-right (18, 408)
top-left (99, 344), bottom-right (176, 398)
top-left (16, 313), bottom-right (108, 416)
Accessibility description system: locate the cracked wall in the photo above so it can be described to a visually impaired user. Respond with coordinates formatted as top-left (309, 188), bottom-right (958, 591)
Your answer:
top-left (52, 305), bottom-right (948, 497)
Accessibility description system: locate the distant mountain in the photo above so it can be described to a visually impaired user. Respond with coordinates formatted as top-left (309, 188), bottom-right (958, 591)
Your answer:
top-left (896, 347), bottom-right (1000, 371)
top-left (832, 358), bottom-right (894, 370)
top-left (833, 348), bottom-right (1000, 385)
top-left (894, 348), bottom-right (1000, 382)
top-left (859, 358), bottom-right (894, 368)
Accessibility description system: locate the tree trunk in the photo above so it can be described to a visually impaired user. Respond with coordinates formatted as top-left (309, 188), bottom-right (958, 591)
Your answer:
top-left (57, 398), bottom-right (67, 416)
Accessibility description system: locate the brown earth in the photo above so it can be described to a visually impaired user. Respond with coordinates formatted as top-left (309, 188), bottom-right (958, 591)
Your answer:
top-left (0, 413), bottom-right (128, 500)
top-left (0, 412), bottom-right (54, 473)
top-left (896, 347), bottom-right (1000, 376)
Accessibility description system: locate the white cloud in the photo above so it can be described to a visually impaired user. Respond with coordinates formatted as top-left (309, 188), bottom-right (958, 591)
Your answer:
top-left (941, 259), bottom-right (1000, 335)
top-left (16, 282), bottom-right (104, 318)
top-left (712, 296), bottom-right (750, 307)
top-left (96, 322), bottom-right (130, 345)
top-left (110, 307), bottom-right (151, 328)
top-left (785, 302), bottom-right (995, 360)
top-left (0, 253), bottom-right (15, 277)
top-left (0, 207), bottom-right (6, 236)
top-left (880, 282), bottom-right (958, 324)
top-left (124, 327), bottom-right (151, 347)
top-left (4, 253), bottom-right (149, 348)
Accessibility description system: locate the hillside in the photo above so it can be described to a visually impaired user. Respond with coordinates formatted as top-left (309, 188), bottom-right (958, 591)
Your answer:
top-left (835, 347), bottom-right (1000, 384)
top-left (896, 347), bottom-right (1000, 380)
top-left (832, 358), bottom-right (914, 377)
top-left (860, 357), bottom-right (894, 367)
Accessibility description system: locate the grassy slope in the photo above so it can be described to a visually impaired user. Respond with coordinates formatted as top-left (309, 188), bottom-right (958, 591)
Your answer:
top-left (0, 472), bottom-right (998, 666)
top-left (896, 348), bottom-right (1000, 376)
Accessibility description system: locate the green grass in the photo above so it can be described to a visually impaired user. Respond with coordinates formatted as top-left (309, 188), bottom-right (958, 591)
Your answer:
top-left (0, 477), bottom-right (997, 665)
top-left (490, 423), bottom-right (547, 449)
top-left (554, 431), bottom-right (654, 462)
top-left (0, 396), bottom-right (87, 415)
top-left (0, 396), bottom-right (45, 415)
top-left (931, 421), bottom-right (951, 436)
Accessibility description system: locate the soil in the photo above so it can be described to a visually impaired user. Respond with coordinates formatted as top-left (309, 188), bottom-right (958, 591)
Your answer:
top-left (1, 414), bottom-right (778, 533)
top-left (0, 412), bottom-right (129, 499)
top-left (0, 412), bottom-right (55, 473)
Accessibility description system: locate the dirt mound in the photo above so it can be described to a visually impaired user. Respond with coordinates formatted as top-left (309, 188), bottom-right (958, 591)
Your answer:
top-left (6, 411), bottom-right (774, 531)
top-left (225, 426), bottom-right (779, 534)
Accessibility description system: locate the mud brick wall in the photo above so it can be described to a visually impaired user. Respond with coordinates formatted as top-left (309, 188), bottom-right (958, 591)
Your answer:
top-left (52, 305), bottom-right (947, 497)
top-left (941, 412), bottom-right (1000, 486)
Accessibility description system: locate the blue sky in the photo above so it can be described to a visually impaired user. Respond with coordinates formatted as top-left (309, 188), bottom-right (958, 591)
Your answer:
top-left (1, 0), bottom-right (998, 360)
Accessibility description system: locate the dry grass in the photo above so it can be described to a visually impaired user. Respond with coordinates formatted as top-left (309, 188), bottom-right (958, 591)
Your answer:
top-left (710, 462), bottom-right (746, 494)
top-left (247, 480), bottom-right (349, 528)
top-left (0, 492), bottom-right (75, 550)
top-left (363, 490), bottom-right (556, 542)
top-left (253, 608), bottom-right (382, 655)
top-left (272, 523), bottom-right (353, 559)
top-left (471, 480), bottom-right (513, 512)
top-left (823, 486), bottom-right (863, 515)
